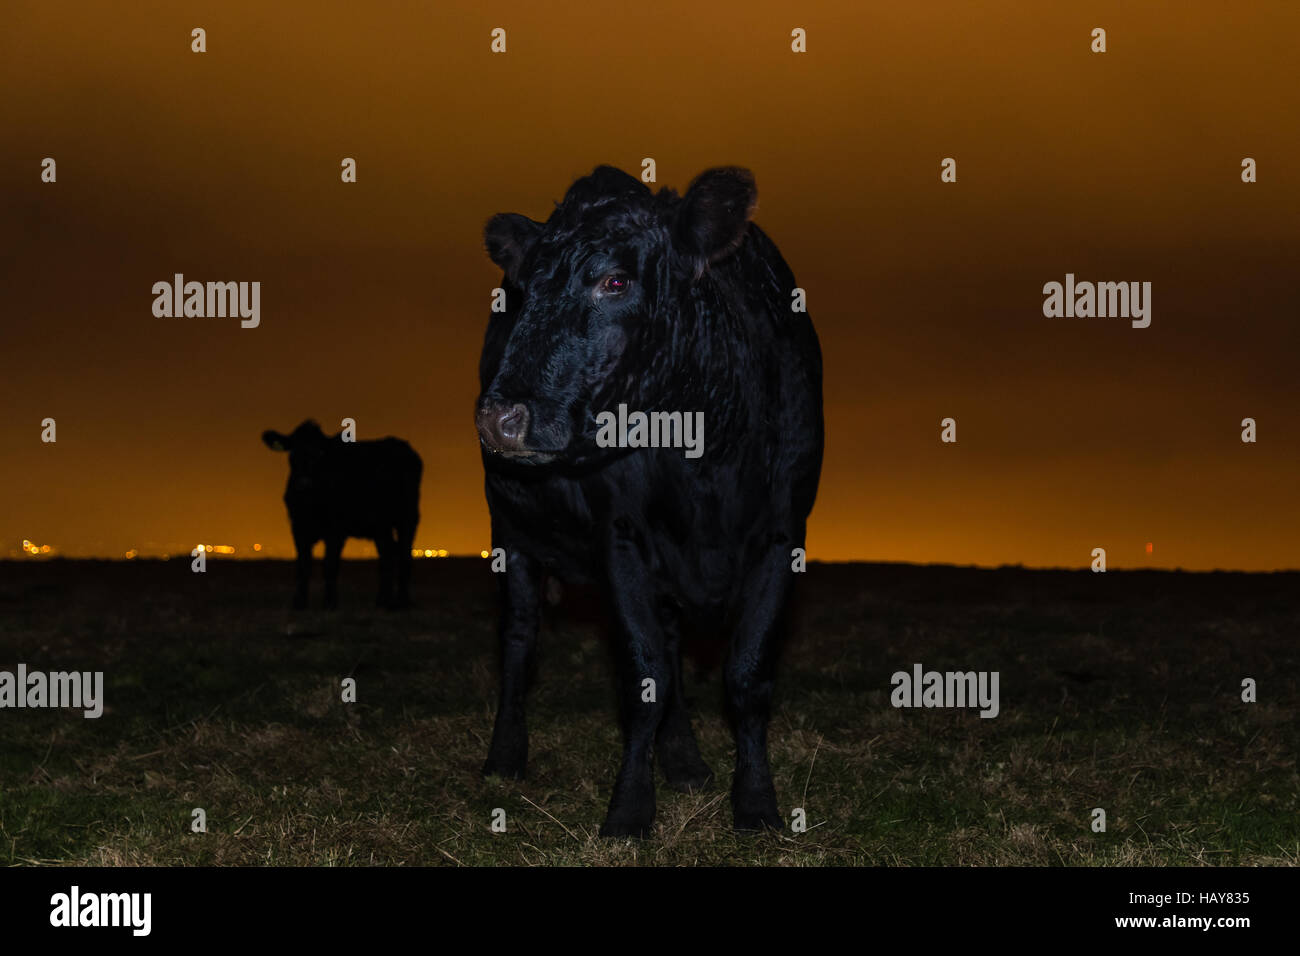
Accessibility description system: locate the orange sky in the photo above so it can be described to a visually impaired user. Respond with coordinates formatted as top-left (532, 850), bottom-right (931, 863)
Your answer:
top-left (1, 1), bottom-right (1297, 569)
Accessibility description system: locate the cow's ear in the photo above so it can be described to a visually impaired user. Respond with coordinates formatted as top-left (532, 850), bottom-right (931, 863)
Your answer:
top-left (675, 167), bottom-right (757, 271)
top-left (262, 430), bottom-right (289, 452)
top-left (485, 213), bottom-right (543, 285)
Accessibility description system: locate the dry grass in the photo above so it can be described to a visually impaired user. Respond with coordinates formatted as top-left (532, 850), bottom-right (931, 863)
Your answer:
top-left (0, 559), bottom-right (1295, 866)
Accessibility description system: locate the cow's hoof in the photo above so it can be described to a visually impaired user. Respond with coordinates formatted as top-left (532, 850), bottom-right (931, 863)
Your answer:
top-left (599, 806), bottom-right (656, 839)
top-left (733, 809), bottom-right (782, 832)
top-left (481, 755), bottom-right (526, 780)
top-left (600, 774), bottom-right (656, 838)
top-left (732, 789), bottom-right (782, 832)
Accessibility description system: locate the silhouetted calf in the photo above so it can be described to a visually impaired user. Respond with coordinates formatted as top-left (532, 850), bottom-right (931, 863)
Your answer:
top-left (477, 166), bottom-right (823, 836)
top-left (262, 421), bottom-right (422, 609)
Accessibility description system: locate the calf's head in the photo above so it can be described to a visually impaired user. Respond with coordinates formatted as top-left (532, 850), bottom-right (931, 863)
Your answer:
top-left (477, 165), bottom-right (757, 464)
top-left (262, 420), bottom-right (331, 493)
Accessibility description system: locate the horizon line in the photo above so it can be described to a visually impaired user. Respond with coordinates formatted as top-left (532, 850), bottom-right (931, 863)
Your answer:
top-left (2, 555), bottom-right (1296, 574)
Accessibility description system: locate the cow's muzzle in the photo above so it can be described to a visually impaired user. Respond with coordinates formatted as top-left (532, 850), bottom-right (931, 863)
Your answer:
top-left (476, 399), bottom-right (532, 456)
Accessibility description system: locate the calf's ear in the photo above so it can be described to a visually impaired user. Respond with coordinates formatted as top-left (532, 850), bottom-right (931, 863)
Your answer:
top-left (485, 213), bottom-right (543, 285)
top-left (675, 167), bottom-right (757, 271)
top-left (262, 430), bottom-right (289, 452)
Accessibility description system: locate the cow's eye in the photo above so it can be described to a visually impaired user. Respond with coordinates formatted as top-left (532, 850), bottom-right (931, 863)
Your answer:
top-left (598, 273), bottom-right (630, 296)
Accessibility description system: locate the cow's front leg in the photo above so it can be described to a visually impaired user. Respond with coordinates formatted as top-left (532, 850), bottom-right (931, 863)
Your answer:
top-left (600, 518), bottom-right (667, 838)
top-left (483, 548), bottom-right (541, 779)
top-left (726, 534), bottom-right (796, 832)
top-left (322, 534), bottom-right (344, 610)
top-left (291, 530), bottom-right (315, 610)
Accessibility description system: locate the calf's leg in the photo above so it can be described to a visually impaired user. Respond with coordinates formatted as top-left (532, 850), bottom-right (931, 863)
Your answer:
top-left (394, 521), bottom-right (416, 608)
top-left (323, 534), bottom-right (344, 610)
top-left (374, 531), bottom-right (397, 608)
top-left (291, 530), bottom-right (315, 610)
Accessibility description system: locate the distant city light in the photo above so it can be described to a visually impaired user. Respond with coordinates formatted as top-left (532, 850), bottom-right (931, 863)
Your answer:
top-left (195, 544), bottom-right (235, 555)
top-left (480, 550), bottom-right (489, 558)
top-left (252, 543), bottom-right (262, 552)
top-left (1145, 542), bottom-right (1154, 554)
top-left (124, 549), bottom-right (138, 559)
top-left (410, 548), bottom-right (456, 559)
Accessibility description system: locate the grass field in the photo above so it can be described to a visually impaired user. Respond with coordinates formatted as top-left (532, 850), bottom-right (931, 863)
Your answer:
top-left (0, 558), bottom-right (1295, 866)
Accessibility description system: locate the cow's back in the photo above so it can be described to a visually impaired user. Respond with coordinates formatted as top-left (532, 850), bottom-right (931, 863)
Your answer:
top-left (728, 221), bottom-right (823, 521)
top-left (290, 438), bottom-right (421, 539)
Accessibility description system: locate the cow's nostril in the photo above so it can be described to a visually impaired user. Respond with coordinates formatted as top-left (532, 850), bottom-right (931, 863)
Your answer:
top-left (477, 400), bottom-right (531, 454)
top-left (497, 404), bottom-right (528, 442)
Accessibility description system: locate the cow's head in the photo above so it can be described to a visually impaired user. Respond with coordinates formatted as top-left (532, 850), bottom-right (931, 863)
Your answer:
top-left (262, 420), bottom-right (331, 493)
top-left (477, 165), bottom-right (757, 465)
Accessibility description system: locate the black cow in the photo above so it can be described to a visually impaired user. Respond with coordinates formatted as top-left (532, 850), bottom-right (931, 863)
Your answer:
top-left (262, 420), bottom-right (422, 610)
top-left (476, 166), bottom-right (823, 836)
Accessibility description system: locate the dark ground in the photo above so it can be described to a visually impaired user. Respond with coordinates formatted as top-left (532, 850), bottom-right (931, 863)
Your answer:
top-left (0, 558), bottom-right (1295, 865)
